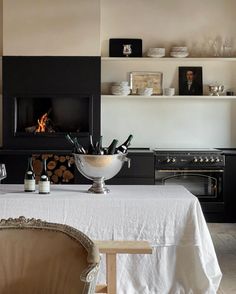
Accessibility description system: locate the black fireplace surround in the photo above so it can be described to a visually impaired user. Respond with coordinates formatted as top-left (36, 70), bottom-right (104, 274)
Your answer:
top-left (3, 56), bottom-right (101, 150)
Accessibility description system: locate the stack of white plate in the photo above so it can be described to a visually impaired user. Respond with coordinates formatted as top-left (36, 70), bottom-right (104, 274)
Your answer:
top-left (147, 48), bottom-right (165, 58)
top-left (111, 81), bottom-right (130, 96)
top-left (170, 46), bottom-right (189, 58)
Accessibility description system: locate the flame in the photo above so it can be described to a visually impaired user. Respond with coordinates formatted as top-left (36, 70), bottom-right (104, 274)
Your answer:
top-left (35, 113), bottom-right (48, 133)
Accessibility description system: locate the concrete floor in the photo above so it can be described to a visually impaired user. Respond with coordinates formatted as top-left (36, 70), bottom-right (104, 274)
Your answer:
top-left (208, 223), bottom-right (236, 294)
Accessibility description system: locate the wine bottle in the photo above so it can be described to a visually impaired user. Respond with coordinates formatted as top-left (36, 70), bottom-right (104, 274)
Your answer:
top-left (96, 136), bottom-right (103, 155)
top-left (88, 134), bottom-right (96, 154)
top-left (116, 135), bottom-right (133, 154)
top-left (65, 134), bottom-right (76, 153)
top-left (24, 156), bottom-right (35, 192)
top-left (107, 139), bottom-right (118, 155)
top-left (74, 137), bottom-right (86, 154)
top-left (39, 159), bottom-right (50, 194)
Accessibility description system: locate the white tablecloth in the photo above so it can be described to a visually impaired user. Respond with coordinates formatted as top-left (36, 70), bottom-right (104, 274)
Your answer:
top-left (0, 185), bottom-right (221, 294)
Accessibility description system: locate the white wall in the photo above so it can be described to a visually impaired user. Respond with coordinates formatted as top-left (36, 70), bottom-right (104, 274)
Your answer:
top-left (101, 0), bottom-right (236, 148)
top-left (102, 98), bottom-right (236, 149)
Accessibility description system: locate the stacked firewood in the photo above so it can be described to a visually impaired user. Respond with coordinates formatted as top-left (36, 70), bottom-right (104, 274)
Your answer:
top-left (32, 154), bottom-right (75, 184)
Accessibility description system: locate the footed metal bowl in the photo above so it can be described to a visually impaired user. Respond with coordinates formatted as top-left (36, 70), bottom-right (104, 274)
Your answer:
top-left (208, 84), bottom-right (224, 96)
top-left (73, 153), bottom-right (130, 194)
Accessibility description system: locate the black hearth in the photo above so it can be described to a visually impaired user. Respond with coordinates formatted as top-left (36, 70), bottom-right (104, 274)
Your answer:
top-left (3, 56), bottom-right (101, 150)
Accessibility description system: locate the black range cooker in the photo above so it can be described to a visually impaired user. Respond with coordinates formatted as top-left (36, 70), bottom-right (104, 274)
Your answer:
top-left (154, 148), bottom-right (225, 202)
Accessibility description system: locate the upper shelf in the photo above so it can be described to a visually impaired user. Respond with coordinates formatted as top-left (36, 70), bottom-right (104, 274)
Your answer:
top-left (101, 57), bottom-right (236, 61)
top-left (102, 95), bottom-right (236, 100)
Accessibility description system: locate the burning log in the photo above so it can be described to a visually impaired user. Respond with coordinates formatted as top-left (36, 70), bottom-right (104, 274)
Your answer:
top-left (35, 110), bottom-right (55, 133)
top-left (25, 109), bottom-right (56, 133)
top-left (35, 112), bottom-right (48, 132)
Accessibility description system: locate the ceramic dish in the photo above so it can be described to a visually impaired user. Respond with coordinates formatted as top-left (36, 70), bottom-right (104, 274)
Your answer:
top-left (170, 52), bottom-right (189, 58)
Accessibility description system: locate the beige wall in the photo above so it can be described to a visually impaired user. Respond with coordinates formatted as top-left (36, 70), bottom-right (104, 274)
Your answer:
top-left (101, 0), bottom-right (236, 57)
top-left (3, 0), bottom-right (100, 56)
top-left (101, 0), bottom-right (236, 148)
top-left (0, 0), bottom-right (2, 55)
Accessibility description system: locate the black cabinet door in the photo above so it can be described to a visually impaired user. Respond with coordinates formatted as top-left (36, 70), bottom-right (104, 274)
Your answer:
top-left (0, 154), bottom-right (28, 184)
top-left (224, 155), bottom-right (236, 222)
top-left (107, 152), bottom-right (155, 185)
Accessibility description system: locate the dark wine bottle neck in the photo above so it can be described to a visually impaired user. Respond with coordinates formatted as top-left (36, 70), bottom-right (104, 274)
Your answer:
top-left (107, 139), bottom-right (118, 155)
top-left (41, 159), bottom-right (48, 176)
top-left (27, 157), bottom-right (34, 171)
top-left (122, 135), bottom-right (133, 147)
top-left (117, 135), bottom-right (133, 153)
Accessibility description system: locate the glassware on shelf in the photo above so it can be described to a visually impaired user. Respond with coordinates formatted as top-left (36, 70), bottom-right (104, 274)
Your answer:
top-left (207, 37), bottom-right (223, 57)
top-left (222, 39), bottom-right (232, 57)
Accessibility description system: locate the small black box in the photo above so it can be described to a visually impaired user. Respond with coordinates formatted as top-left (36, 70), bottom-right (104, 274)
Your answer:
top-left (109, 38), bottom-right (142, 57)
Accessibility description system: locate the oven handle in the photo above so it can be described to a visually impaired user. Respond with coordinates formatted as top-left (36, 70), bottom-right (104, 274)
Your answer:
top-left (157, 169), bottom-right (224, 173)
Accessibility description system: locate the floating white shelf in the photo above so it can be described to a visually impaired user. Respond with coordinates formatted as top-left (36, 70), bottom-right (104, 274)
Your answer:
top-left (101, 57), bottom-right (236, 62)
top-left (101, 95), bottom-right (236, 100)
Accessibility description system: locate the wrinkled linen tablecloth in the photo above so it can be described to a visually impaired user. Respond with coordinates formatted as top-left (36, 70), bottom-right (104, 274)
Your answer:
top-left (0, 185), bottom-right (221, 294)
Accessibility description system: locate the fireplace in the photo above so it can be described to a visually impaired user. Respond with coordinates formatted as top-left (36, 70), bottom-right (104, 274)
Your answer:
top-left (3, 56), bottom-right (100, 150)
top-left (16, 94), bottom-right (91, 135)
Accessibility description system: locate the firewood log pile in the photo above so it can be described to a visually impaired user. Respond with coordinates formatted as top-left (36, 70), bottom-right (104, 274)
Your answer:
top-left (32, 154), bottom-right (75, 184)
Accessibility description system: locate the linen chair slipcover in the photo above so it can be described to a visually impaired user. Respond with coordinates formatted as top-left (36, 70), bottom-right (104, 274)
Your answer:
top-left (0, 216), bottom-right (100, 294)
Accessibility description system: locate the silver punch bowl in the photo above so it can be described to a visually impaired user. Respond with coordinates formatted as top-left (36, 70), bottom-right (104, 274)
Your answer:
top-left (73, 153), bottom-right (130, 194)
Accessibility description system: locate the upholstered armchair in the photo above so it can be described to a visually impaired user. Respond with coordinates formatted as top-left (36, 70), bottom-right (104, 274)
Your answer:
top-left (0, 216), bottom-right (100, 294)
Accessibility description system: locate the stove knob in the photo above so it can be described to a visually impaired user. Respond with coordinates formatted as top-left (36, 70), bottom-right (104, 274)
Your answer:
top-left (172, 158), bottom-right (176, 163)
top-left (210, 157), bottom-right (215, 163)
top-left (193, 157), bottom-right (198, 163)
top-left (215, 158), bottom-right (220, 163)
top-left (205, 157), bottom-right (209, 162)
top-left (166, 158), bottom-right (171, 163)
top-left (199, 157), bottom-right (204, 163)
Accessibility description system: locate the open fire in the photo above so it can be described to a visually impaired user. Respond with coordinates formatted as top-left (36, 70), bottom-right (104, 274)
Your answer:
top-left (35, 112), bottom-right (49, 132)
top-left (25, 109), bottom-right (55, 133)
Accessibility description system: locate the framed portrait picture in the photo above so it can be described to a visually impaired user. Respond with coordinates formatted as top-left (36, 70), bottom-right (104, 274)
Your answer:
top-left (130, 71), bottom-right (163, 95)
top-left (179, 67), bottom-right (203, 95)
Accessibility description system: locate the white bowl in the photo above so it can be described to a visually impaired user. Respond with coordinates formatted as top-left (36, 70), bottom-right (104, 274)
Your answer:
top-left (138, 87), bottom-right (153, 96)
top-left (147, 48), bottom-right (165, 56)
top-left (171, 46), bottom-right (188, 52)
top-left (147, 54), bottom-right (165, 58)
top-left (163, 88), bottom-right (175, 96)
top-left (113, 81), bottom-right (129, 86)
top-left (170, 52), bottom-right (189, 58)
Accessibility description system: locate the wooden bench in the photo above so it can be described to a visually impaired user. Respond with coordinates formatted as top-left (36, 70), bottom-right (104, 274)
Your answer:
top-left (95, 240), bottom-right (152, 294)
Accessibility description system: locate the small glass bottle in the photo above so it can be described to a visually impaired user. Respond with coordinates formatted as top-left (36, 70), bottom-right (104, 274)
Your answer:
top-left (39, 159), bottom-right (50, 194)
top-left (24, 157), bottom-right (36, 192)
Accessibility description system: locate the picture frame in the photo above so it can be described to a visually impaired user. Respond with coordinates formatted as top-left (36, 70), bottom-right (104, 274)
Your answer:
top-left (130, 71), bottom-right (163, 95)
top-left (179, 66), bottom-right (203, 95)
top-left (109, 38), bottom-right (142, 57)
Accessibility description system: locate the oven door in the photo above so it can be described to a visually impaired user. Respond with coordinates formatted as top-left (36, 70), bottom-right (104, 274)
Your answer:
top-left (155, 169), bottom-right (224, 201)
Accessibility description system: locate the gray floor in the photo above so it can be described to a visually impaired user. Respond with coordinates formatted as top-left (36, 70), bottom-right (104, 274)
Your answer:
top-left (208, 223), bottom-right (236, 294)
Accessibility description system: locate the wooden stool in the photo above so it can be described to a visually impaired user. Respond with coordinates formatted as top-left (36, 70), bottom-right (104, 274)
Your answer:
top-left (95, 240), bottom-right (152, 294)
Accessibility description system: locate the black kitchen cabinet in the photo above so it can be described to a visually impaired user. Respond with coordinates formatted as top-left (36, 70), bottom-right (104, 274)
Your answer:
top-left (0, 153), bottom-right (29, 184)
top-left (0, 149), bottom-right (155, 186)
top-left (107, 150), bottom-right (155, 185)
top-left (222, 150), bottom-right (236, 222)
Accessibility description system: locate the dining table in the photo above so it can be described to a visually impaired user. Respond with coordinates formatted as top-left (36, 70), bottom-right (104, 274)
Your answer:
top-left (0, 184), bottom-right (222, 294)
